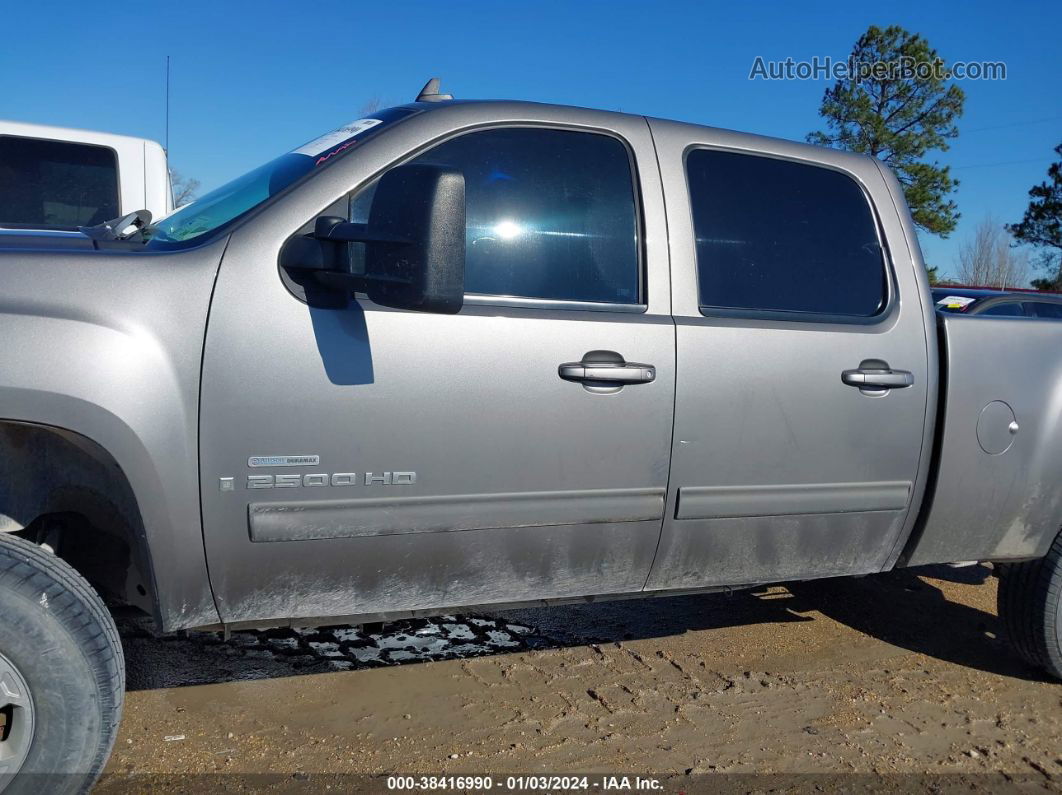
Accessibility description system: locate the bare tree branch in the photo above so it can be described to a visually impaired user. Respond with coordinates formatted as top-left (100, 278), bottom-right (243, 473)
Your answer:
top-left (170, 170), bottom-right (200, 207)
top-left (955, 216), bottom-right (1030, 288)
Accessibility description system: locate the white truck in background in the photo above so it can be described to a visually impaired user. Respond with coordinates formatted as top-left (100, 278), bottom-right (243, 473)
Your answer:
top-left (0, 120), bottom-right (172, 235)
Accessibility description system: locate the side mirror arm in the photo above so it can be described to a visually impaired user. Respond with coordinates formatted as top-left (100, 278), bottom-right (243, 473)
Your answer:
top-left (280, 218), bottom-right (416, 292)
top-left (282, 215), bottom-right (415, 285)
top-left (313, 216), bottom-right (410, 247)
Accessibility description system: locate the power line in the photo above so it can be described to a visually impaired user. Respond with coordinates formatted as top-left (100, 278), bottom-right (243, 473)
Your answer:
top-left (962, 115), bottom-right (1062, 134)
top-left (952, 156), bottom-right (1052, 170)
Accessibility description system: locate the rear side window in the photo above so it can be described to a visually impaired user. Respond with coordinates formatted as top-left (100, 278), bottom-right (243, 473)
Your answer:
top-left (687, 149), bottom-right (886, 318)
top-left (0, 136), bottom-right (119, 229)
top-left (979, 301), bottom-right (1025, 317)
top-left (350, 127), bottom-right (641, 304)
top-left (1028, 302), bottom-right (1062, 319)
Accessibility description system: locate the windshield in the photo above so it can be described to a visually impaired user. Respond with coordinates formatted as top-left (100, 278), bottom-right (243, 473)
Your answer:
top-left (146, 107), bottom-right (416, 249)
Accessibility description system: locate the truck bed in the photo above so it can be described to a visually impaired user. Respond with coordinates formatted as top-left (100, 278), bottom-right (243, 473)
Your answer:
top-left (903, 312), bottom-right (1062, 565)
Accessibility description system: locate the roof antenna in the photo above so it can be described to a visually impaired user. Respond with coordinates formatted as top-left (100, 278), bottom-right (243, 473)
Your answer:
top-left (164, 55), bottom-right (170, 154)
top-left (416, 78), bottom-right (453, 103)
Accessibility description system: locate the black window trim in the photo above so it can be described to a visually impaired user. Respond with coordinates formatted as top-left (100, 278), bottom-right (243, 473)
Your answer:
top-left (0, 133), bottom-right (122, 231)
top-left (682, 144), bottom-right (897, 327)
top-left (350, 121), bottom-right (649, 315)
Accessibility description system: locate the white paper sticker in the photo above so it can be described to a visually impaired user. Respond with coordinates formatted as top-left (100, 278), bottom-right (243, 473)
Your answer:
top-left (935, 295), bottom-right (976, 308)
top-left (293, 118), bottom-right (383, 157)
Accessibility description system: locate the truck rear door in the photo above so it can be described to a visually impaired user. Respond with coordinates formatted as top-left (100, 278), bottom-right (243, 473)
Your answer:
top-left (645, 120), bottom-right (932, 590)
top-left (198, 105), bottom-right (676, 624)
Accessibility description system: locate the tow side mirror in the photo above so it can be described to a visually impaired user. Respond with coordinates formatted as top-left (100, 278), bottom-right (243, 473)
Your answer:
top-left (363, 164), bottom-right (465, 314)
top-left (280, 164), bottom-right (465, 314)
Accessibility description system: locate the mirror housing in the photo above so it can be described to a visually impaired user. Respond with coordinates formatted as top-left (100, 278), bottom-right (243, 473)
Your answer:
top-left (280, 164), bottom-right (465, 314)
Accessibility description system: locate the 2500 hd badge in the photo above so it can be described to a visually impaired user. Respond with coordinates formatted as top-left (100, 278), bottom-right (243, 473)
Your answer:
top-left (218, 470), bottom-right (417, 490)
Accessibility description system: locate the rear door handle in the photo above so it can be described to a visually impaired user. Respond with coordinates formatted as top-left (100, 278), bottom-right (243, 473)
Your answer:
top-left (842, 359), bottom-right (914, 392)
top-left (559, 350), bottom-right (656, 389)
top-left (559, 363), bottom-right (656, 384)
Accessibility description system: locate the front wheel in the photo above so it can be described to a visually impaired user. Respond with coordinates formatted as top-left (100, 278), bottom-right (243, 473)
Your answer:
top-left (997, 528), bottom-right (1062, 680)
top-left (0, 533), bottom-right (125, 794)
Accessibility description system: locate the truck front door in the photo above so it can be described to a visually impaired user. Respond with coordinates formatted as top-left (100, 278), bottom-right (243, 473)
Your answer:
top-left (198, 106), bottom-right (675, 624)
top-left (646, 121), bottom-right (932, 590)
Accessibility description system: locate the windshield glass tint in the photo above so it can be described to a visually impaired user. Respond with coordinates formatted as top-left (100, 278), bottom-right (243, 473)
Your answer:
top-left (147, 107), bottom-right (415, 248)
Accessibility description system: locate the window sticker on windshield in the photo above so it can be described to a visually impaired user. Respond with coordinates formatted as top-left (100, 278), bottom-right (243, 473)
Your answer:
top-left (936, 295), bottom-right (976, 308)
top-left (293, 119), bottom-right (384, 160)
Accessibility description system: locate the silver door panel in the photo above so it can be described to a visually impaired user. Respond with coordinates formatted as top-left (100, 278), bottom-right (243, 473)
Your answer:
top-left (229, 521), bottom-right (662, 621)
top-left (645, 118), bottom-right (933, 590)
top-left (199, 104), bottom-right (675, 623)
top-left (647, 512), bottom-right (908, 588)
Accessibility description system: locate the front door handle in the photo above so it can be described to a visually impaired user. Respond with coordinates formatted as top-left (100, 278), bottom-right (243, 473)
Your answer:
top-left (559, 363), bottom-right (657, 384)
top-left (842, 359), bottom-right (914, 392)
top-left (559, 350), bottom-right (656, 390)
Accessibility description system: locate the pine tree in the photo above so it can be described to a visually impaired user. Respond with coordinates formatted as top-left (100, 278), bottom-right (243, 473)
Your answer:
top-left (1007, 143), bottom-right (1062, 290)
top-left (808, 25), bottom-right (964, 236)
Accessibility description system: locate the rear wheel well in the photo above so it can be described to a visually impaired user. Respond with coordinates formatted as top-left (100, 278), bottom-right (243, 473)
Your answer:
top-left (0, 422), bottom-right (157, 620)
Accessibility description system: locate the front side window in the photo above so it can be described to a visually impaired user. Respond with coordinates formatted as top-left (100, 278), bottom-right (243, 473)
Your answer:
top-left (350, 127), bottom-right (641, 304)
top-left (687, 149), bottom-right (886, 318)
top-left (0, 136), bottom-right (118, 229)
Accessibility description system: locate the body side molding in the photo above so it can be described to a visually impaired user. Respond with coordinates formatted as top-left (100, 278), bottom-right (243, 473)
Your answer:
top-left (249, 487), bottom-right (666, 542)
top-left (675, 481), bottom-right (912, 520)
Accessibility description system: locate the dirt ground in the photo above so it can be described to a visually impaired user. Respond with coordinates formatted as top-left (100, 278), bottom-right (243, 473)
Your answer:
top-left (96, 565), bottom-right (1062, 793)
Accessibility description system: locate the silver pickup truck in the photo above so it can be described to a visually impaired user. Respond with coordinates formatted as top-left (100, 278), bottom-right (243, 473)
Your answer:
top-left (1, 84), bottom-right (1060, 791)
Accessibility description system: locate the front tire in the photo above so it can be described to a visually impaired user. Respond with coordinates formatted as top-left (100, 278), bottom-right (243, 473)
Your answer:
top-left (997, 528), bottom-right (1062, 680)
top-left (0, 532), bottom-right (124, 794)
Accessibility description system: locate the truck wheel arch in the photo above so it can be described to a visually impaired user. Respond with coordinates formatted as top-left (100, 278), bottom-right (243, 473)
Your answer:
top-left (0, 421), bottom-right (160, 623)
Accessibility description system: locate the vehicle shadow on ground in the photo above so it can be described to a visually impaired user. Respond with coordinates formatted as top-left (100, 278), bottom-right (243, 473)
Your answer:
top-left (785, 565), bottom-right (1044, 681)
top-left (119, 563), bottom-right (1046, 692)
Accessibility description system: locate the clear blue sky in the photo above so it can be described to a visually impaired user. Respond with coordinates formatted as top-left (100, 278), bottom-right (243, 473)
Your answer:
top-left (2, 0), bottom-right (1059, 281)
